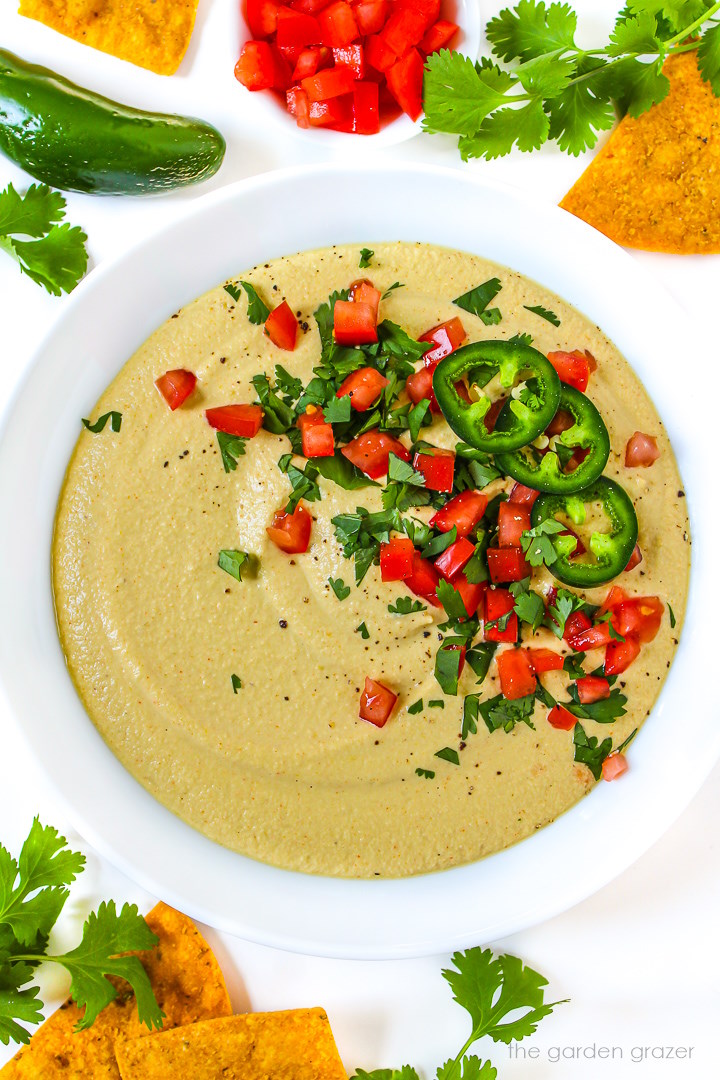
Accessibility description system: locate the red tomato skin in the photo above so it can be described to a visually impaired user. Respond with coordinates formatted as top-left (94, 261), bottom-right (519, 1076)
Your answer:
top-left (413, 448), bottom-right (455, 492)
top-left (354, 0), bottom-right (388, 35)
top-left (434, 537), bottom-right (475, 581)
top-left (420, 317), bottom-right (467, 368)
top-left (245, 0), bottom-right (280, 39)
top-left (275, 7), bottom-right (324, 47)
top-left (359, 676), bottom-right (397, 726)
top-left (577, 675), bottom-right (611, 704)
top-left (597, 585), bottom-right (629, 619)
top-left (454, 574), bottom-right (486, 618)
top-left (625, 431), bottom-right (660, 467)
top-left (292, 44), bottom-right (330, 80)
top-left (301, 65), bottom-right (356, 99)
top-left (497, 502), bottom-right (531, 547)
top-left (380, 537), bottom-right (414, 581)
top-left (430, 491), bottom-right (488, 537)
top-left (421, 18), bottom-right (459, 52)
top-left (508, 482), bottom-right (539, 507)
top-left (351, 80), bottom-right (380, 133)
top-left (235, 40), bottom-right (278, 89)
top-left (614, 596), bottom-right (663, 644)
top-left (568, 621), bottom-right (616, 652)
top-left (380, 5), bottom-right (433, 53)
top-left (484, 588), bottom-right (518, 643)
top-left (406, 551), bottom-right (442, 607)
top-left (286, 85), bottom-right (311, 126)
top-left (155, 369), bottom-right (196, 411)
top-left (624, 543), bottom-right (643, 572)
top-left (602, 752), bottom-right (629, 781)
top-left (341, 430), bottom-right (409, 478)
top-left (527, 648), bottom-right (564, 674)
top-left (563, 610), bottom-right (591, 644)
top-left (604, 634), bottom-right (641, 676)
top-left (337, 366), bottom-right (389, 411)
top-left (206, 404), bottom-right (264, 437)
top-left (385, 47), bottom-right (424, 120)
top-left (547, 349), bottom-right (590, 393)
top-left (497, 649), bottom-right (536, 700)
top-left (333, 43), bottom-right (365, 78)
top-left (483, 396), bottom-right (506, 434)
top-left (349, 278), bottom-right (381, 317)
top-left (406, 366), bottom-right (441, 413)
top-left (333, 300), bottom-right (378, 345)
top-left (547, 704), bottom-right (577, 731)
top-left (487, 547), bottom-right (531, 583)
top-left (365, 32), bottom-right (396, 70)
top-left (266, 502), bottom-right (312, 553)
top-left (318, 0), bottom-right (359, 46)
top-left (265, 300), bottom-right (298, 350)
top-left (307, 94), bottom-right (353, 127)
top-left (297, 409), bottom-right (334, 457)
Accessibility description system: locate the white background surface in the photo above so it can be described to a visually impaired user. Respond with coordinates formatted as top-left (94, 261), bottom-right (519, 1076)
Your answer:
top-left (0, 0), bottom-right (718, 1076)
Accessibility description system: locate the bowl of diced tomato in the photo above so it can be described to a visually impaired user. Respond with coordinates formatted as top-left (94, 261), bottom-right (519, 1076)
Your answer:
top-left (234, 0), bottom-right (481, 143)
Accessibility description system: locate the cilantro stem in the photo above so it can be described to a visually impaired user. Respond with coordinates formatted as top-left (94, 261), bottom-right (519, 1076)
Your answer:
top-left (665, 1), bottom-right (720, 47)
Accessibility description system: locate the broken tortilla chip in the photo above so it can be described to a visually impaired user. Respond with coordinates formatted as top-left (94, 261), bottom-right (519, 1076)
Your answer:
top-left (114, 1008), bottom-right (348, 1080)
top-left (560, 50), bottom-right (720, 254)
top-left (17, 0), bottom-right (198, 75)
top-left (0, 902), bottom-right (231, 1079)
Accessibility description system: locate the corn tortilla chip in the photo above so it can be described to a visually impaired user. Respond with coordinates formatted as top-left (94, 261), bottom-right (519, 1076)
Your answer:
top-left (17, 0), bottom-right (198, 75)
top-left (0, 902), bottom-right (231, 1079)
top-left (560, 51), bottom-right (720, 254)
top-left (115, 1008), bottom-right (348, 1079)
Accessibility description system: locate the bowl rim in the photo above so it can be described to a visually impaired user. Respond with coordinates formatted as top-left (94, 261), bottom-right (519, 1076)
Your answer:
top-left (0, 162), bottom-right (713, 959)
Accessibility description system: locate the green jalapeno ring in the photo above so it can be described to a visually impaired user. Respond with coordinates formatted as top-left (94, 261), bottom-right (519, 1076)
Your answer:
top-left (496, 384), bottom-right (611, 494)
top-left (532, 477), bottom-right (639, 588)
top-left (432, 340), bottom-right (561, 454)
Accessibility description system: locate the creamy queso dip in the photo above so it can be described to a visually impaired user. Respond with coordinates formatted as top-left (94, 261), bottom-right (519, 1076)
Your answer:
top-left (52, 243), bottom-right (689, 877)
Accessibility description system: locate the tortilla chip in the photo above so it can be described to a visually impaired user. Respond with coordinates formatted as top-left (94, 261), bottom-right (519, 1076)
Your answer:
top-left (115, 1008), bottom-right (348, 1079)
top-left (0, 902), bottom-right (231, 1079)
top-left (17, 0), bottom-right (198, 75)
top-left (560, 51), bottom-right (720, 254)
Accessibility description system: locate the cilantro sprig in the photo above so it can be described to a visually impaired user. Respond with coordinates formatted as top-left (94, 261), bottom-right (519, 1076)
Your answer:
top-left (0, 184), bottom-right (88, 295)
top-left (0, 820), bottom-right (162, 1046)
top-left (423, 0), bottom-right (720, 160)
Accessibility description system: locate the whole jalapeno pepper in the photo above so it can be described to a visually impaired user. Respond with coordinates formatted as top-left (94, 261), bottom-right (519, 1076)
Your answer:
top-left (495, 384), bottom-right (610, 494)
top-left (531, 477), bottom-right (639, 588)
top-left (432, 340), bottom-right (561, 454)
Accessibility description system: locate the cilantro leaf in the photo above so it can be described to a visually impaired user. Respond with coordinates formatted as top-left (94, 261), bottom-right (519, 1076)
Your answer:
top-left (312, 452), bottom-right (378, 491)
top-left (565, 683), bottom-right (628, 723)
top-left (279, 454), bottom-right (321, 512)
top-left (388, 596), bottom-right (426, 615)
top-left (0, 184), bottom-right (88, 296)
top-left (408, 399), bottom-right (431, 442)
top-left (218, 549), bottom-right (251, 581)
top-left (0, 976), bottom-right (44, 1047)
top-left (356, 621), bottom-right (370, 639)
top-left (437, 1057), bottom-right (497, 1080)
top-left (241, 281), bottom-right (271, 323)
top-left (274, 364), bottom-right (304, 401)
top-left (231, 674), bottom-right (242, 693)
top-left (423, 51), bottom-right (515, 136)
top-left (509, 578), bottom-right (545, 632)
top-left (252, 373), bottom-right (296, 433)
top-left (329, 577), bottom-right (351, 601)
top-left (0, 821), bottom-right (84, 948)
top-left (698, 21), bottom-right (720, 94)
top-left (608, 9), bottom-right (663, 54)
top-left (224, 282), bottom-right (242, 301)
top-left (465, 642), bottom-right (497, 684)
top-left (460, 99), bottom-right (550, 160)
top-left (521, 519), bottom-right (566, 567)
top-left (323, 394), bottom-right (352, 424)
top-left (421, 526), bottom-right (457, 560)
top-left (82, 411), bottom-right (122, 434)
top-left (358, 248), bottom-right (374, 268)
top-left (0, 183), bottom-right (67, 237)
top-left (487, 0), bottom-right (578, 63)
top-left (388, 453), bottom-right (425, 486)
top-left (573, 722), bottom-right (613, 779)
top-left (479, 692), bottom-right (536, 733)
top-left (435, 639), bottom-right (466, 695)
top-left (435, 746), bottom-right (461, 765)
top-left (523, 303), bottom-right (561, 326)
top-left (546, 587), bottom-right (585, 637)
top-left (377, 321), bottom-right (431, 369)
top-left (462, 694), bottom-right (480, 739)
top-left (382, 282), bottom-right (404, 299)
top-left (415, 768), bottom-right (436, 780)
top-left (545, 56), bottom-right (616, 154)
top-left (453, 277), bottom-right (502, 318)
top-left (353, 1069), bottom-right (420, 1080)
top-left (216, 431), bottom-right (247, 473)
top-left (509, 332), bottom-right (534, 346)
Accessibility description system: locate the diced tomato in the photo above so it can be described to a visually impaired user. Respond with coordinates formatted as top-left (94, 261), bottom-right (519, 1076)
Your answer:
top-left (380, 536), bottom-right (414, 581)
top-left (547, 350), bottom-right (591, 393)
top-left (434, 536), bottom-right (475, 581)
top-left (563, 610), bottom-right (591, 643)
top-left (626, 431), bottom-right (660, 467)
top-left (292, 44), bottom-right (330, 80)
top-left (337, 366), bottom-right (388, 411)
top-left (614, 596), bottom-right (664, 644)
top-left (406, 550), bottom-right (441, 607)
top-left (291, 0), bottom-right (333, 12)
top-left (526, 648), bottom-right (564, 674)
top-left (385, 47), bottom-right (424, 120)
top-left (624, 543), bottom-right (643, 572)
top-left (287, 85), bottom-right (311, 126)
top-left (266, 501), bottom-right (312, 553)
top-left (405, 366), bottom-right (440, 413)
top-left (354, 0), bottom-right (387, 35)
top-left (380, 6), bottom-right (431, 55)
top-left (454, 573), bottom-right (485, 618)
top-left (602, 752), bottom-right (629, 781)
top-left (545, 408), bottom-right (574, 438)
top-left (351, 80), bottom-right (380, 132)
top-left (483, 396), bottom-right (506, 434)
top-left (302, 64), bottom-right (355, 99)
top-left (308, 95), bottom-right (353, 126)
top-left (334, 299), bottom-right (378, 344)
top-left (497, 502), bottom-right (531, 548)
top-left (430, 490), bottom-right (488, 537)
top-left (341, 430), bottom-right (409, 478)
top-left (278, 42), bottom-right (303, 65)
top-left (318, 0), bottom-right (359, 46)
top-left (245, 0), bottom-right (280, 39)
top-left (576, 675), bottom-right (610, 703)
top-left (264, 300), bottom-right (298, 350)
top-left (419, 317), bottom-right (467, 369)
top-left (497, 649), bottom-right (536, 701)
top-left (508, 482), bottom-right (539, 507)
top-left (421, 18), bottom-right (459, 53)
top-left (297, 407), bottom-right (334, 457)
top-left (484, 587), bottom-right (518, 643)
top-left (487, 547), bottom-right (531, 584)
top-left (276, 7), bottom-right (324, 47)
top-left (235, 40), bottom-right (279, 89)
top-left (155, 368), bottom-right (196, 411)
top-left (359, 676), bottom-right (397, 726)
top-left (568, 620), bottom-right (617, 652)
top-left (348, 278), bottom-right (380, 317)
top-left (365, 33), bottom-right (396, 70)
top-left (333, 42), bottom-right (364, 77)
top-left (547, 704), bottom-right (577, 731)
top-left (604, 634), bottom-right (641, 675)
top-left (413, 448), bottom-right (455, 492)
top-left (597, 585), bottom-right (629, 618)
top-left (206, 404), bottom-right (264, 437)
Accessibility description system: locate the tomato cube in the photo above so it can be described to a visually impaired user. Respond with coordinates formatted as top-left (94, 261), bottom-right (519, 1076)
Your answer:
top-left (292, 45), bottom-right (330, 80)
top-left (487, 547), bottom-right (531, 583)
top-left (497, 502), bottom-right (531, 547)
top-left (496, 649), bottom-right (536, 701)
top-left (206, 404), bottom-right (264, 437)
top-left (604, 634), bottom-right (641, 675)
top-left (526, 648), bottom-right (564, 674)
top-left (235, 40), bottom-right (278, 90)
top-left (547, 350), bottom-right (591, 393)
top-left (614, 596), bottom-right (663, 643)
top-left (421, 18), bottom-right (459, 53)
top-left (337, 366), bottom-right (389, 411)
top-left (624, 543), bottom-right (643, 572)
top-left (297, 408), bottom-right (335, 457)
top-left (576, 675), bottom-right (611, 704)
top-left (334, 299), bottom-right (378, 344)
top-left (341, 430), bottom-right (409, 478)
top-left (302, 65), bottom-right (356, 100)
top-left (349, 278), bottom-right (381, 316)
top-left (563, 610), bottom-right (592, 644)
top-left (385, 47), bottom-right (424, 120)
top-left (265, 300), bottom-right (298, 350)
top-left (266, 502), bottom-right (312, 553)
top-left (434, 536), bottom-right (475, 581)
top-left (245, 0), bottom-right (280, 39)
top-left (454, 573), bottom-right (485, 618)
top-left (333, 43), bottom-right (365, 78)
top-left (547, 704), bottom-right (577, 731)
top-left (276, 8), bottom-right (324, 48)
top-left (351, 80), bottom-right (380, 132)
top-left (484, 587), bottom-right (518, 643)
top-left (354, 0), bottom-right (388, 35)
top-left (155, 369), bottom-right (196, 411)
top-left (508, 482), bottom-right (539, 507)
top-left (406, 550), bottom-right (441, 607)
top-left (405, 366), bottom-right (440, 413)
top-left (318, 0), bottom-right (359, 46)
top-left (420, 317), bottom-right (467, 368)
top-left (380, 536), bottom-right (415, 581)
top-left (365, 33), bottom-right (396, 70)
top-left (413, 448), bottom-right (455, 492)
top-left (359, 676), bottom-right (397, 726)
top-left (430, 490), bottom-right (488, 537)
top-left (625, 431), bottom-right (660, 468)
top-left (308, 95), bottom-right (353, 126)
top-left (602, 752), bottom-right (629, 781)
top-left (380, 6), bottom-right (431, 54)
top-left (287, 85), bottom-right (311, 126)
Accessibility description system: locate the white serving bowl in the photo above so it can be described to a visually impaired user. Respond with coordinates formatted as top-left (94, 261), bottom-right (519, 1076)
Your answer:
top-left (0, 164), bottom-right (714, 959)
top-left (234, 0), bottom-right (481, 148)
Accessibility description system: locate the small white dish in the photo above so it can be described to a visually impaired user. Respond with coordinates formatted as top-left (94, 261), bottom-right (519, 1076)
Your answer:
top-left (0, 163), bottom-right (714, 958)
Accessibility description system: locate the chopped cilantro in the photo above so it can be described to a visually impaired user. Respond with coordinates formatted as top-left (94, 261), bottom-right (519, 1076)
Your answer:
top-left (323, 394), bottom-right (352, 423)
top-left (562, 651), bottom-right (587, 680)
top-left (216, 431), bottom-right (247, 473)
top-left (573, 722), bottom-right (613, 780)
top-left (485, 611), bottom-right (512, 633)
top-left (313, 452), bottom-right (377, 491)
top-left (597, 611), bottom-right (625, 642)
top-left (382, 281), bottom-right (404, 299)
top-left (565, 683), bottom-right (628, 723)
top-left (274, 364), bottom-right (303, 401)
top-left (454, 277), bottom-right (502, 319)
top-left (480, 307), bottom-right (503, 325)
top-left (356, 621), bottom-right (370, 639)
top-left (479, 692), bottom-right (535, 734)
top-left (359, 247), bottom-right (374, 268)
top-left (668, 602), bottom-right (676, 629)
top-left (408, 398), bottom-right (431, 442)
top-left (436, 577), bottom-right (471, 621)
top-left (328, 577), bottom-right (351, 601)
top-left (278, 454), bottom-right (321, 512)
top-left (415, 767), bottom-right (436, 779)
top-left (509, 578), bottom-right (545, 632)
top-left (546, 588), bottom-right (585, 638)
top-left (534, 680), bottom-right (556, 710)
top-left (218, 549), bottom-right (250, 581)
top-left (388, 453), bottom-right (426, 486)
top-left (523, 304), bottom-right (560, 326)
top-left (465, 642), bottom-right (497, 684)
top-left (388, 596), bottom-right (426, 615)
top-left (231, 674), bottom-right (242, 693)
top-left (429, 699), bottom-right (445, 709)
top-left (251, 373), bottom-right (296, 433)
top-left (509, 332), bottom-right (533, 346)
top-left (408, 699), bottom-right (424, 714)
top-left (421, 526), bottom-right (457, 560)
top-left (241, 281), bottom-right (271, 323)
top-left (435, 746), bottom-right (460, 765)
top-left (615, 727), bottom-right (638, 756)
top-left (520, 519), bottom-right (567, 567)
top-left (462, 693), bottom-right (479, 739)
top-left (402, 517), bottom-right (434, 548)
top-left (434, 638), bottom-right (466, 696)
top-left (82, 411), bottom-right (122, 434)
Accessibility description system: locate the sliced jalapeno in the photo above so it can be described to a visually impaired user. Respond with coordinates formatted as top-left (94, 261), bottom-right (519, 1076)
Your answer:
top-left (432, 340), bottom-right (561, 454)
top-left (532, 477), bottom-right (638, 588)
top-left (496, 385), bottom-right (610, 494)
